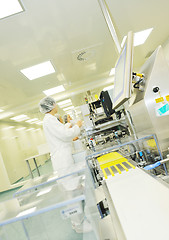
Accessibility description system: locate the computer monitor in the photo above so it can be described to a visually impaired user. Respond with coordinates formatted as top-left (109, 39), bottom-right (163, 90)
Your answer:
top-left (113, 31), bottom-right (134, 109)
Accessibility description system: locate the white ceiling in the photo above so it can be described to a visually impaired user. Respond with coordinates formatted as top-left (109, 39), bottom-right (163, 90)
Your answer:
top-left (0, 0), bottom-right (169, 123)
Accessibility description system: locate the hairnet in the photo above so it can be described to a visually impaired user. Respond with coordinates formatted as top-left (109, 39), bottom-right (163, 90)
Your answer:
top-left (39, 96), bottom-right (56, 114)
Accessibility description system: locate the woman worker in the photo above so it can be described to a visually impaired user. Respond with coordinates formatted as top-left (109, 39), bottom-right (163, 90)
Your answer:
top-left (39, 96), bottom-right (82, 172)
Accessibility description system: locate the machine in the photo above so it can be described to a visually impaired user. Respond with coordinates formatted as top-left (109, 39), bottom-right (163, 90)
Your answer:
top-left (86, 134), bottom-right (169, 240)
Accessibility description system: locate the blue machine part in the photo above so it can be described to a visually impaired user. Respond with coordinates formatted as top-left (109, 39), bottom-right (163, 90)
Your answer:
top-left (144, 161), bottom-right (161, 170)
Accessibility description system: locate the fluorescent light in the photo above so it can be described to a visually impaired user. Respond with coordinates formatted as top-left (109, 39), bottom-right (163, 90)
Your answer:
top-left (36, 121), bottom-right (43, 125)
top-left (16, 127), bottom-right (26, 131)
top-left (109, 68), bottom-right (115, 76)
top-left (36, 187), bottom-right (52, 197)
top-left (25, 118), bottom-right (38, 123)
top-left (57, 99), bottom-right (71, 106)
top-left (0, 112), bottom-right (14, 120)
top-left (134, 28), bottom-right (153, 46)
top-left (10, 115), bottom-right (28, 121)
top-left (26, 128), bottom-right (35, 132)
top-left (20, 61), bottom-right (55, 80)
top-left (33, 128), bottom-right (41, 132)
top-left (15, 117), bottom-right (30, 122)
top-left (43, 85), bottom-right (65, 96)
top-left (0, 0), bottom-right (23, 20)
top-left (63, 106), bottom-right (74, 111)
top-left (16, 207), bottom-right (36, 217)
top-left (3, 126), bottom-right (15, 130)
top-left (0, 109), bottom-right (4, 113)
top-left (103, 85), bottom-right (114, 91)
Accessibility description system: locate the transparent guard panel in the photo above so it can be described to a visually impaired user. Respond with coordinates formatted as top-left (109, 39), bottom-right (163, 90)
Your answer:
top-left (0, 166), bottom-right (100, 240)
top-left (14, 162), bottom-right (86, 198)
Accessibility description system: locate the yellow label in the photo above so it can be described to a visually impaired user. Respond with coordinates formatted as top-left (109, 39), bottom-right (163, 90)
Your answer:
top-left (95, 94), bottom-right (99, 100)
top-left (147, 139), bottom-right (156, 148)
top-left (166, 95), bottom-right (169, 102)
top-left (155, 97), bottom-right (164, 103)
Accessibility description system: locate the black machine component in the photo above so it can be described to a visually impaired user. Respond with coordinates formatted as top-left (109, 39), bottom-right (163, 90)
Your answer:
top-left (152, 86), bottom-right (160, 93)
top-left (94, 116), bottom-right (113, 125)
top-left (89, 100), bottom-right (102, 114)
top-left (97, 199), bottom-right (110, 219)
top-left (100, 91), bottom-right (115, 117)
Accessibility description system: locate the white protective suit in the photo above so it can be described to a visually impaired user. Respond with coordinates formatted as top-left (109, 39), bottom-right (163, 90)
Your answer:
top-left (43, 114), bottom-right (80, 172)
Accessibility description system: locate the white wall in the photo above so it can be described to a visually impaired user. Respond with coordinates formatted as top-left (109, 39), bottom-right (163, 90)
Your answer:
top-left (0, 123), bottom-right (47, 187)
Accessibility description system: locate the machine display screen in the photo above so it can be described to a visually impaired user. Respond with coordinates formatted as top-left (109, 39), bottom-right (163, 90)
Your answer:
top-left (113, 45), bottom-right (126, 102)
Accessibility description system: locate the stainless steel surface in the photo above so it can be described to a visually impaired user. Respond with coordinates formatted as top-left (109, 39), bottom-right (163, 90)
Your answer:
top-left (128, 46), bottom-right (169, 151)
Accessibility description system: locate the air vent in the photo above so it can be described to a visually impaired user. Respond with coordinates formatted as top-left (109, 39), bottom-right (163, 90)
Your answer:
top-left (72, 43), bottom-right (103, 64)
top-left (77, 50), bottom-right (95, 61)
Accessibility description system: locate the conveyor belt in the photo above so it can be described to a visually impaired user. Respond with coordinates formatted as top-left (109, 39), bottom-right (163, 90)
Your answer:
top-left (97, 152), bottom-right (135, 179)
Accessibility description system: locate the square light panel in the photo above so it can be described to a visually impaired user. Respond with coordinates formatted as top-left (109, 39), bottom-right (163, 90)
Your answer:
top-left (26, 128), bottom-right (35, 132)
top-left (16, 127), bottom-right (26, 131)
top-left (10, 114), bottom-right (28, 121)
top-left (57, 99), bottom-right (72, 108)
top-left (63, 106), bottom-right (74, 111)
top-left (3, 126), bottom-right (14, 130)
top-left (0, 0), bottom-right (24, 20)
top-left (57, 99), bottom-right (71, 106)
top-left (43, 85), bottom-right (65, 96)
top-left (25, 118), bottom-right (38, 123)
top-left (21, 61), bottom-right (55, 80)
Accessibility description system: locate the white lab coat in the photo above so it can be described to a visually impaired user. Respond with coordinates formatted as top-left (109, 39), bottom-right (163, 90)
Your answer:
top-left (43, 114), bottom-right (80, 172)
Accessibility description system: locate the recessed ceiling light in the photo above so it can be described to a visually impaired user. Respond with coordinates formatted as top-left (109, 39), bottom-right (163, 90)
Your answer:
top-left (3, 126), bottom-right (15, 130)
top-left (16, 127), bottom-right (26, 131)
top-left (25, 118), bottom-right (38, 123)
top-left (103, 85), bottom-right (114, 91)
top-left (43, 85), bottom-right (65, 96)
top-left (26, 128), bottom-right (35, 132)
top-left (0, 112), bottom-right (14, 120)
top-left (57, 99), bottom-right (72, 107)
top-left (0, 109), bottom-right (4, 113)
top-left (63, 106), bottom-right (74, 111)
top-left (35, 121), bottom-right (43, 125)
top-left (58, 99), bottom-right (71, 106)
top-left (10, 114), bottom-right (28, 121)
top-left (0, 0), bottom-right (24, 20)
top-left (134, 28), bottom-right (153, 46)
top-left (109, 68), bottom-right (115, 76)
top-left (33, 128), bottom-right (41, 132)
top-left (20, 61), bottom-right (55, 80)
top-left (16, 117), bottom-right (30, 122)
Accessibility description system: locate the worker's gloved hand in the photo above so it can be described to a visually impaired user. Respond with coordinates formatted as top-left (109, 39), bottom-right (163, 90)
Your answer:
top-left (76, 120), bottom-right (83, 128)
top-left (73, 137), bottom-right (79, 141)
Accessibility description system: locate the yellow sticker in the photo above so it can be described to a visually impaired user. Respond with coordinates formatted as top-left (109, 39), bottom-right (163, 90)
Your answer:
top-left (155, 97), bottom-right (164, 103)
top-left (166, 95), bottom-right (169, 102)
top-left (147, 139), bottom-right (156, 148)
